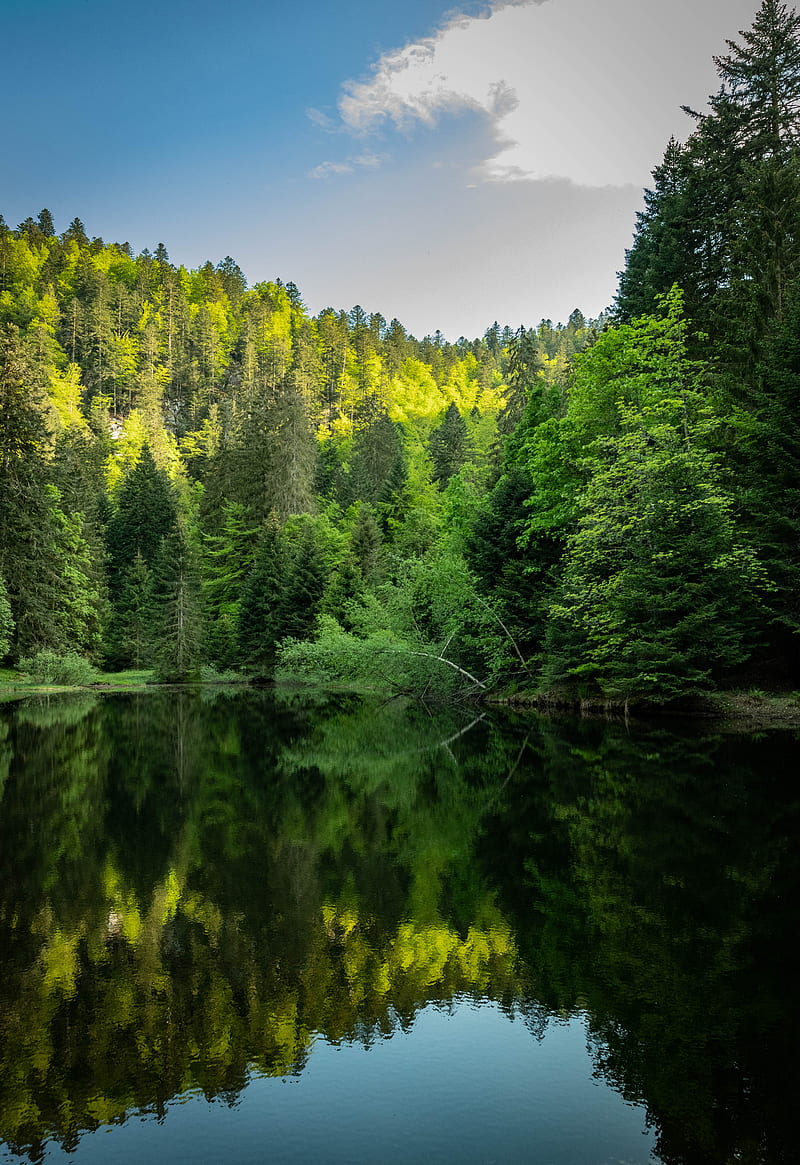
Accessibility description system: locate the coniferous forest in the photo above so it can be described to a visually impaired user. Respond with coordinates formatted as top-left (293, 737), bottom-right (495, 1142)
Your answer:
top-left (2, 0), bottom-right (800, 708)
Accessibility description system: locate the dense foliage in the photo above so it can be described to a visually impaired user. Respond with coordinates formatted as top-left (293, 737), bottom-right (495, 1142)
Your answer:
top-left (1, 0), bottom-right (798, 705)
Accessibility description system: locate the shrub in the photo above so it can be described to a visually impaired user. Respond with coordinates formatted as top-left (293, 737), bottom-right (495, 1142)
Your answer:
top-left (200, 664), bottom-right (243, 684)
top-left (17, 650), bottom-right (99, 686)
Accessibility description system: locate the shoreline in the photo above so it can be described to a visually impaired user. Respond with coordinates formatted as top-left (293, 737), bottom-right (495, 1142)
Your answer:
top-left (2, 674), bottom-right (800, 728)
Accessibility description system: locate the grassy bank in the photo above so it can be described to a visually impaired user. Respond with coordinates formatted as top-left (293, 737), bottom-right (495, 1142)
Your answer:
top-left (3, 666), bottom-right (800, 727)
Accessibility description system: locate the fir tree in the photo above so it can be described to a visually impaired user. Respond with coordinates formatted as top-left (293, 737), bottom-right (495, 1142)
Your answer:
top-left (149, 523), bottom-right (204, 682)
top-left (0, 325), bottom-right (69, 655)
top-left (429, 403), bottom-right (471, 489)
top-left (237, 516), bottom-right (288, 671)
top-left (349, 503), bottom-right (384, 586)
top-left (202, 500), bottom-right (258, 668)
top-left (280, 520), bottom-right (328, 642)
top-left (0, 573), bottom-right (14, 659)
top-left (105, 443), bottom-right (178, 594)
top-left (544, 292), bottom-right (767, 702)
top-left (106, 552), bottom-right (153, 669)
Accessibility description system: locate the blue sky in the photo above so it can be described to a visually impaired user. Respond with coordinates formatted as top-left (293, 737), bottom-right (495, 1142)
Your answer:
top-left (1, 0), bottom-right (761, 338)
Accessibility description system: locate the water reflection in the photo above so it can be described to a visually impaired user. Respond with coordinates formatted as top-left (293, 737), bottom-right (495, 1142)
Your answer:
top-left (0, 690), bottom-right (797, 1163)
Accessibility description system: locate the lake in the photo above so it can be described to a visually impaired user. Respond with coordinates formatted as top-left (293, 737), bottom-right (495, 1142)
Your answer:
top-left (0, 688), bottom-right (797, 1163)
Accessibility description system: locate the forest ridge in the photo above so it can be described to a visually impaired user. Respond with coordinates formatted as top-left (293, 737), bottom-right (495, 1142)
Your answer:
top-left (1, 0), bottom-right (799, 707)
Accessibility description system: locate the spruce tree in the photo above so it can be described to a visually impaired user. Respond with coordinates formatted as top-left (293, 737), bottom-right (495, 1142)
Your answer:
top-left (280, 521), bottom-right (327, 642)
top-left (202, 500), bottom-right (258, 667)
top-left (740, 277), bottom-right (800, 673)
top-left (0, 573), bottom-right (14, 659)
top-left (106, 552), bottom-right (153, 670)
top-left (616, 2), bottom-right (800, 367)
top-left (429, 403), bottom-right (471, 489)
top-left (149, 523), bottom-right (204, 682)
top-left (237, 516), bottom-right (288, 670)
top-left (347, 408), bottom-right (405, 505)
top-left (544, 292), bottom-right (767, 702)
top-left (349, 503), bottom-right (384, 586)
top-left (225, 376), bottom-right (317, 522)
top-left (322, 553), bottom-right (364, 630)
top-left (105, 443), bottom-right (178, 594)
top-left (0, 325), bottom-right (70, 655)
top-left (615, 138), bottom-right (698, 323)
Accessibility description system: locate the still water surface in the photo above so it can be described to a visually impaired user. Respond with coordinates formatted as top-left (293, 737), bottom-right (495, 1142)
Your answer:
top-left (0, 688), bottom-right (796, 1163)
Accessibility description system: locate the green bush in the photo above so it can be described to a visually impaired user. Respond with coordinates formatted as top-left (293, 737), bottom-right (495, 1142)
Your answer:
top-left (200, 664), bottom-right (243, 684)
top-left (17, 650), bottom-right (99, 686)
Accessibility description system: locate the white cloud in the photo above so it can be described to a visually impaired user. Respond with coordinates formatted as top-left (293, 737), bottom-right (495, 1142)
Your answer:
top-left (309, 160), bottom-right (355, 178)
top-left (309, 150), bottom-right (388, 179)
top-left (306, 107), bottom-right (338, 131)
top-left (330, 0), bottom-right (758, 189)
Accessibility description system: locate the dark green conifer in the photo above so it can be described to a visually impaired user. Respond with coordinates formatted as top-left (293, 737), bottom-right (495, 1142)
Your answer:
top-left (350, 503), bottom-right (384, 585)
top-left (348, 408), bottom-right (405, 505)
top-left (237, 516), bottom-right (288, 670)
top-left (202, 500), bottom-right (258, 669)
top-left (322, 553), bottom-right (364, 629)
top-left (429, 403), bottom-right (471, 489)
top-left (105, 444), bottom-right (178, 594)
top-left (0, 325), bottom-right (69, 655)
top-left (280, 521), bottom-right (327, 642)
top-left (106, 552), bottom-right (153, 669)
top-left (149, 523), bottom-right (204, 682)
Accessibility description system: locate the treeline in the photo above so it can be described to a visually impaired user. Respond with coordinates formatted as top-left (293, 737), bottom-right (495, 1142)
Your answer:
top-left (0, 193), bottom-right (597, 685)
top-left (2, 0), bottom-right (799, 705)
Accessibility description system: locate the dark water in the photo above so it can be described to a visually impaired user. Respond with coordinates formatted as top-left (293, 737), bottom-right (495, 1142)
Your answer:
top-left (0, 689), bottom-right (797, 1164)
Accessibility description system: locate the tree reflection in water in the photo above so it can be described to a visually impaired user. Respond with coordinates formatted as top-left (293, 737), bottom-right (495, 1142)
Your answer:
top-left (0, 689), bottom-right (797, 1163)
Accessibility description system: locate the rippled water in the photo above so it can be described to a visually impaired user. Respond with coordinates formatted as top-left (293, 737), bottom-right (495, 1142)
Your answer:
top-left (0, 688), bottom-right (797, 1163)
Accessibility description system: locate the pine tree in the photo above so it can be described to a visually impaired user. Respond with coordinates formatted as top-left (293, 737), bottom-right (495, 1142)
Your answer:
top-left (0, 573), bottom-right (14, 659)
top-left (149, 523), bottom-right (204, 682)
top-left (349, 503), bottom-right (384, 586)
top-left (280, 521), bottom-right (327, 642)
top-left (429, 403), bottom-right (471, 489)
top-left (544, 293), bottom-right (767, 702)
top-left (105, 443), bottom-right (178, 593)
top-left (106, 552), bottom-right (153, 669)
top-left (237, 516), bottom-right (288, 670)
top-left (202, 500), bottom-right (258, 668)
top-left (0, 325), bottom-right (66, 655)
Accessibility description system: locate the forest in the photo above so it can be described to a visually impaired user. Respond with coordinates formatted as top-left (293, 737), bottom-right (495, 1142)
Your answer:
top-left (1, 0), bottom-right (799, 708)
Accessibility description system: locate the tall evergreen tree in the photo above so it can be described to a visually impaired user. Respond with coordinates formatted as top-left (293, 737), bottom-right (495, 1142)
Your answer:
top-left (429, 403), bottom-right (471, 489)
top-left (202, 500), bottom-right (258, 668)
top-left (106, 552), bottom-right (153, 670)
top-left (237, 516), bottom-right (288, 671)
top-left (149, 522), bottom-right (204, 682)
top-left (280, 521), bottom-right (327, 642)
top-left (615, 138), bottom-right (698, 323)
top-left (349, 503), bottom-right (384, 586)
top-left (0, 325), bottom-right (66, 655)
top-left (105, 443), bottom-right (178, 594)
top-left (617, 2), bottom-right (800, 369)
top-left (0, 573), bottom-right (14, 659)
top-left (544, 292), bottom-right (767, 702)
top-left (348, 408), bottom-right (405, 506)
